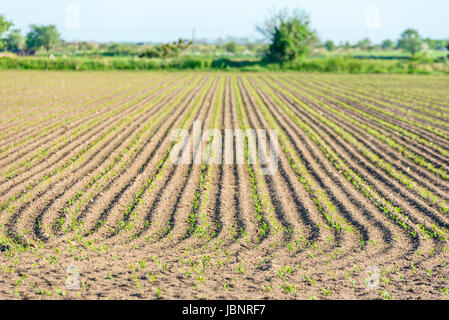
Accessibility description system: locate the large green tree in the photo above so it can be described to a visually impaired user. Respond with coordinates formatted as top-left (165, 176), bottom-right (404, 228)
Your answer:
top-left (5, 29), bottom-right (25, 53)
top-left (257, 8), bottom-right (316, 62)
top-left (381, 39), bottom-right (395, 50)
top-left (225, 41), bottom-right (239, 54)
top-left (0, 14), bottom-right (13, 50)
top-left (357, 38), bottom-right (371, 50)
top-left (447, 41), bottom-right (449, 59)
top-left (25, 24), bottom-right (61, 54)
top-left (324, 40), bottom-right (335, 51)
top-left (139, 38), bottom-right (192, 59)
top-left (397, 29), bottom-right (423, 54)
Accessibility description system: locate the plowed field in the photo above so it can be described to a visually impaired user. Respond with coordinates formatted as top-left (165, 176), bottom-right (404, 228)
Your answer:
top-left (1, 71), bottom-right (449, 299)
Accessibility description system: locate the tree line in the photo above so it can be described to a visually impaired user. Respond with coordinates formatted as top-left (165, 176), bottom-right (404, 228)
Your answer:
top-left (256, 9), bottom-right (449, 62)
top-left (324, 30), bottom-right (447, 55)
top-left (0, 14), bottom-right (60, 54)
top-left (1, 10), bottom-right (448, 62)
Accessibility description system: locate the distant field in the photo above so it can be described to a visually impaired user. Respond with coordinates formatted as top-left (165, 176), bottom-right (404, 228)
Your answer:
top-left (317, 49), bottom-right (448, 59)
top-left (1, 55), bottom-right (449, 74)
top-left (0, 71), bottom-right (449, 299)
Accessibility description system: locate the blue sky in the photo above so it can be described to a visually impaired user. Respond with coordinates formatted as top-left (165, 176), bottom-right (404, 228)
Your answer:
top-left (1, 0), bottom-right (448, 43)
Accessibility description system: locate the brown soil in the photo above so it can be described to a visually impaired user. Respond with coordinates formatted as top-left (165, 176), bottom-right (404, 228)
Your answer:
top-left (0, 71), bottom-right (449, 300)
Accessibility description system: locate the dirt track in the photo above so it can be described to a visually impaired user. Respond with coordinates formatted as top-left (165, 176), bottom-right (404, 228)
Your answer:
top-left (1, 71), bottom-right (449, 300)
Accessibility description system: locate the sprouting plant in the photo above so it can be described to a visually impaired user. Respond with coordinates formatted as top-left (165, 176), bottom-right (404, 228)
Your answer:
top-left (321, 287), bottom-right (332, 296)
top-left (278, 265), bottom-right (293, 278)
top-left (281, 283), bottom-right (293, 294)
top-left (303, 274), bottom-right (317, 285)
top-left (381, 290), bottom-right (391, 300)
top-left (349, 277), bottom-right (356, 286)
top-left (262, 284), bottom-right (271, 294)
top-left (55, 288), bottom-right (66, 296)
top-left (154, 287), bottom-right (162, 297)
top-left (136, 260), bottom-right (146, 270)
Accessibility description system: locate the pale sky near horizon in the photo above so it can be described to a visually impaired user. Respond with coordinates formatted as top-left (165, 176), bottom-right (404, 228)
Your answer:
top-left (1, 0), bottom-right (448, 43)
